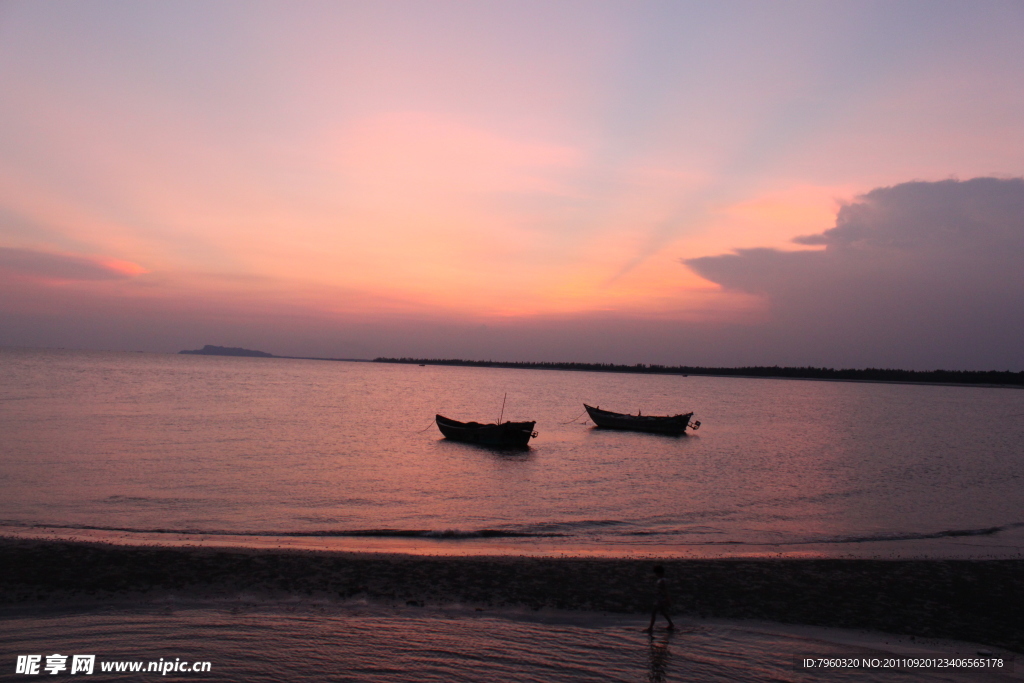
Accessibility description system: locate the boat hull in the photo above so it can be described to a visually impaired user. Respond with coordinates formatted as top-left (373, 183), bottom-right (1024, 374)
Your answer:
top-left (435, 415), bottom-right (537, 447)
top-left (584, 404), bottom-right (694, 435)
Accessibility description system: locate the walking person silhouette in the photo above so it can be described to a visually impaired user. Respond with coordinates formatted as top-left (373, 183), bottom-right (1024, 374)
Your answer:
top-left (644, 565), bottom-right (675, 633)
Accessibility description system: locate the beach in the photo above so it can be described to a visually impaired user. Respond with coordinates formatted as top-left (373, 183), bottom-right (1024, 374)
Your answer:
top-left (2, 538), bottom-right (1020, 654)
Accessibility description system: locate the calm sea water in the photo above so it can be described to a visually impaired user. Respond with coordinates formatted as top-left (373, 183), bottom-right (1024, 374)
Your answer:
top-left (2, 347), bottom-right (1023, 558)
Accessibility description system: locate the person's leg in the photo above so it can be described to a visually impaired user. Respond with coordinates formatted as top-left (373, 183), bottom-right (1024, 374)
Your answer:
top-left (645, 609), bottom-right (657, 632)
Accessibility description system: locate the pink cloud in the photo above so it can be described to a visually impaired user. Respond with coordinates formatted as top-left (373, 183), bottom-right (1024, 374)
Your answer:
top-left (0, 247), bottom-right (146, 283)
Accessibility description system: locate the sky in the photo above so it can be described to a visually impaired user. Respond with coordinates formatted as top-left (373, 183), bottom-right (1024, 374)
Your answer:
top-left (1, 1), bottom-right (1022, 369)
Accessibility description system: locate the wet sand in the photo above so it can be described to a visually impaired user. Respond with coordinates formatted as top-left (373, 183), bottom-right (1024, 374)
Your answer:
top-left (1, 538), bottom-right (1021, 653)
top-left (4, 604), bottom-right (1019, 682)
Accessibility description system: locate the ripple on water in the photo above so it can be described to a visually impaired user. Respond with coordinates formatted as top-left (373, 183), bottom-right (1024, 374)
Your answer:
top-left (2, 604), bottom-right (1016, 682)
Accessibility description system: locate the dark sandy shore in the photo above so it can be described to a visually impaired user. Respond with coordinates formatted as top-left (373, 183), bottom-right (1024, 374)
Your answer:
top-left (1, 538), bottom-right (1020, 652)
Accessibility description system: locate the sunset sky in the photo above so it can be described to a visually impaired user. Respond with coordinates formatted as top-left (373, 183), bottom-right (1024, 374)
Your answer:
top-left (1, 1), bottom-right (1022, 369)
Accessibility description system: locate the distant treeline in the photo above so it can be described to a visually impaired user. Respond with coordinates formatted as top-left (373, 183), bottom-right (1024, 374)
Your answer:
top-left (373, 358), bottom-right (1024, 386)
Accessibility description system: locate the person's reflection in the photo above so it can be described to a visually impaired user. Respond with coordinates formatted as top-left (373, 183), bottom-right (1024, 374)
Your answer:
top-left (646, 631), bottom-right (673, 682)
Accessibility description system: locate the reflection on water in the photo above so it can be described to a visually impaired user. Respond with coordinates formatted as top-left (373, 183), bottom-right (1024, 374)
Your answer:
top-left (1, 604), bottom-right (1015, 682)
top-left (647, 631), bottom-right (673, 682)
top-left (2, 347), bottom-right (1023, 558)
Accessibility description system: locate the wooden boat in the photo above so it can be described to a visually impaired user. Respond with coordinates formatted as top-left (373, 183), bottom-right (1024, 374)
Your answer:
top-left (583, 404), bottom-right (700, 435)
top-left (435, 414), bottom-right (538, 447)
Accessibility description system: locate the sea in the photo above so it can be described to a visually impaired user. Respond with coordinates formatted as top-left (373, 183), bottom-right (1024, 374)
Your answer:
top-left (1, 346), bottom-right (1023, 558)
top-left (2, 347), bottom-right (1023, 682)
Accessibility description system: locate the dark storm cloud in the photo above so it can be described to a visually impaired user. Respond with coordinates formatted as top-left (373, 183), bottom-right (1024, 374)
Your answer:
top-left (0, 247), bottom-right (133, 281)
top-left (683, 178), bottom-right (1024, 370)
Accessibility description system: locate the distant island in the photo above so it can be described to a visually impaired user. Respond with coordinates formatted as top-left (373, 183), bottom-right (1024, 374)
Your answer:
top-left (180, 345), bottom-right (275, 358)
top-left (178, 345), bottom-right (367, 362)
top-left (374, 358), bottom-right (1024, 387)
